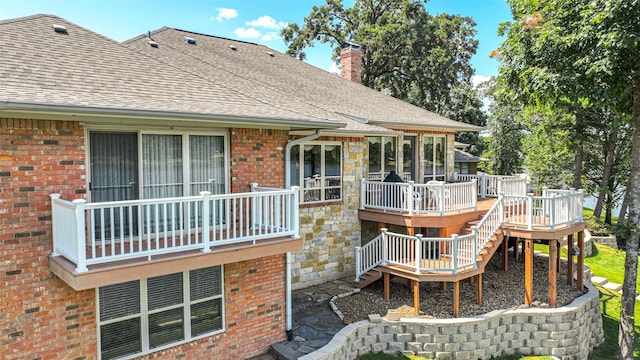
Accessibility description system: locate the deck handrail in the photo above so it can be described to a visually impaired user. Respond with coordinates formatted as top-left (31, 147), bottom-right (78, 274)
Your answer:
top-left (456, 173), bottom-right (525, 198)
top-left (360, 179), bottom-right (477, 215)
top-left (355, 188), bottom-right (583, 277)
top-left (354, 233), bottom-right (385, 282)
top-left (50, 185), bottom-right (300, 273)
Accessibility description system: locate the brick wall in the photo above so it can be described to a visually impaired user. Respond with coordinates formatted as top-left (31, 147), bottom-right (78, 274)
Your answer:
top-left (1, 120), bottom-right (287, 359)
top-left (0, 119), bottom-right (94, 360)
top-left (230, 128), bottom-right (287, 193)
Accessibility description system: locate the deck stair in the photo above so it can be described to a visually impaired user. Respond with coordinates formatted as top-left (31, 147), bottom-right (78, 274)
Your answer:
top-left (354, 269), bottom-right (382, 288)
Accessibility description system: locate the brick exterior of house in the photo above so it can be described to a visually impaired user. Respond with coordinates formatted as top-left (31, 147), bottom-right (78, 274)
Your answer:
top-left (1, 119), bottom-right (287, 359)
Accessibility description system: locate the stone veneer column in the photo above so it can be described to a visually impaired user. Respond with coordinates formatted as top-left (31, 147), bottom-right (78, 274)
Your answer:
top-left (293, 140), bottom-right (366, 289)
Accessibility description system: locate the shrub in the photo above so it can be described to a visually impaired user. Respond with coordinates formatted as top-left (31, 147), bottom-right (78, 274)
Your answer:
top-left (584, 214), bottom-right (611, 236)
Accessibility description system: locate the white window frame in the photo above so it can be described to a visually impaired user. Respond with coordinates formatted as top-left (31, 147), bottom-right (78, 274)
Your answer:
top-left (85, 127), bottom-right (230, 203)
top-left (292, 141), bottom-right (342, 203)
top-left (423, 135), bottom-right (447, 182)
top-left (96, 266), bottom-right (225, 360)
top-left (367, 136), bottom-right (398, 180)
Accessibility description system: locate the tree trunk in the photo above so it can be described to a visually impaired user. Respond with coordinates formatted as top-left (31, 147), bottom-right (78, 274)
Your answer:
top-left (619, 189), bottom-right (629, 224)
top-left (617, 79), bottom-right (640, 360)
top-left (594, 125), bottom-right (619, 220)
top-left (572, 110), bottom-right (584, 189)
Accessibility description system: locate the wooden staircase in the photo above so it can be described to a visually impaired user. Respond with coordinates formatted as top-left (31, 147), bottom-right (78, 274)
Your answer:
top-left (461, 216), bottom-right (504, 273)
top-left (354, 269), bottom-right (382, 288)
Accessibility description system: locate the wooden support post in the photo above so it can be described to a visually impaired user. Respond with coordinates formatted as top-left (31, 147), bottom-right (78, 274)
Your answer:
top-left (441, 282), bottom-right (447, 292)
top-left (548, 239), bottom-right (557, 307)
top-left (384, 272), bottom-right (390, 301)
top-left (453, 281), bottom-right (460, 316)
top-left (567, 233), bottom-right (574, 286)
top-left (476, 273), bottom-right (483, 304)
top-left (502, 236), bottom-right (509, 271)
top-left (556, 240), bottom-right (561, 274)
top-left (524, 238), bottom-right (533, 306)
top-left (407, 227), bottom-right (415, 236)
top-left (413, 280), bottom-right (420, 314)
top-left (577, 230), bottom-right (584, 292)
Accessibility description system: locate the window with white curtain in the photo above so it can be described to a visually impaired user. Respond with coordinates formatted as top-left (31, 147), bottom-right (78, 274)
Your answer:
top-left (88, 131), bottom-right (227, 237)
top-left (97, 266), bottom-right (224, 359)
top-left (89, 131), bottom-right (227, 201)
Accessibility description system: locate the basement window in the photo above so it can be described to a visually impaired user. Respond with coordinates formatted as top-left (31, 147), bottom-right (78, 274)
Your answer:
top-left (97, 266), bottom-right (224, 359)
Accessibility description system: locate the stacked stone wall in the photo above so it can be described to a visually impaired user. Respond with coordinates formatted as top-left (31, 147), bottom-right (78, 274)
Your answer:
top-left (302, 283), bottom-right (604, 360)
top-left (293, 140), bottom-right (366, 288)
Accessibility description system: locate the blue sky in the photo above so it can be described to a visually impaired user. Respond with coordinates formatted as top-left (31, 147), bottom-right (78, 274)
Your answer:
top-left (1, 0), bottom-right (512, 82)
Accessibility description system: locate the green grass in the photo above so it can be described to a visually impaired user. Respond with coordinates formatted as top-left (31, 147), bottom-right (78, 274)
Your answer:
top-left (533, 242), bottom-right (640, 289)
top-left (590, 287), bottom-right (640, 359)
top-left (583, 208), bottom-right (619, 224)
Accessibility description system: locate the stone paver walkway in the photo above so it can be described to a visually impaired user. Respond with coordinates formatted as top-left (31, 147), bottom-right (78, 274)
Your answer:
top-left (270, 277), bottom-right (356, 360)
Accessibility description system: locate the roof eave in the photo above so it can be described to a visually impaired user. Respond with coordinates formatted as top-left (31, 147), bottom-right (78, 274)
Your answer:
top-left (0, 101), bottom-right (345, 130)
top-left (367, 121), bottom-right (484, 133)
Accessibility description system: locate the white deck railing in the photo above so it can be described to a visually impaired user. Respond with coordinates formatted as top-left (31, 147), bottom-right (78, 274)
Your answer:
top-left (355, 229), bottom-right (477, 281)
top-left (359, 179), bottom-right (477, 215)
top-left (502, 189), bottom-right (583, 230)
top-left (50, 185), bottom-right (300, 273)
top-left (355, 189), bottom-right (583, 280)
top-left (456, 173), bottom-right (526, 198)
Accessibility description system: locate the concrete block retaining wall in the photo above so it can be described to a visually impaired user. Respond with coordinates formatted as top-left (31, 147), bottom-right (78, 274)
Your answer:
top-left (301, 282), bottom-right (604, 360)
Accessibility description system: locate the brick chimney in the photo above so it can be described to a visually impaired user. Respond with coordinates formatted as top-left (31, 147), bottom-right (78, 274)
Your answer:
top-left (340, 42), bottom-right (362, 84)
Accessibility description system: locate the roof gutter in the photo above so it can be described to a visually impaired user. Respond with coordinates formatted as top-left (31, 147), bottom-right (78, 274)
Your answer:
top-left (0, 100), bottom-right (346, 130)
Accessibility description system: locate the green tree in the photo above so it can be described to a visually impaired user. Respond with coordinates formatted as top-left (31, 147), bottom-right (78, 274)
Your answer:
top-left (281, 0), bottom-right (486, 150)
top-left (482, 79), bottom-right (524, 175)
top-left (499, 0), bottom-right (640, 356)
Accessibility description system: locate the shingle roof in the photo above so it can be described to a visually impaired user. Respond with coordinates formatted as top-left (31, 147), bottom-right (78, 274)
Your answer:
top-left (0, 15), bottom-right (341, 129)
top-left (455, 149), bottom-right (487, 163)
top-left (125, 28), bottom-right (482, 132)
top-left (0, 14), bottom-right (482, 134)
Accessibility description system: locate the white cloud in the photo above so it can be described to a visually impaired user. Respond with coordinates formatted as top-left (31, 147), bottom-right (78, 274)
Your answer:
top-left (212, 8), bottom-right (238, 22)
top-left (261, 32), bottom-right (281, 42)
top-left (471, 75), bottom-right (491, 89)
top-left (233, 27), bottom-right (261, 39)
top-left (328, 62), bottom-right (340, 75)
top-left (245, 15), bottom-right (287, 30)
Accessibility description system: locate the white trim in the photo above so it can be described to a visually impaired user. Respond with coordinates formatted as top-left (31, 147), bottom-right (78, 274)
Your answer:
top-left (295, 141), bottom-right (343, 203)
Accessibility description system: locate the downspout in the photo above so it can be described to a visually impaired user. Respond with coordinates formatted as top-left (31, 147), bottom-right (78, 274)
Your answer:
top-left (284, 130), bottom-right (321, 337)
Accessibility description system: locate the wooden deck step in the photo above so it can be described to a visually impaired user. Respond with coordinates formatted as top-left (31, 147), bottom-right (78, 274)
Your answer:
top-left (355, 269), bottom-right (382, 288)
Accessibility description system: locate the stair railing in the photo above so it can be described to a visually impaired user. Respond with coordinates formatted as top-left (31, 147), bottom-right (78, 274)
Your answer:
top-left (354, 230), bottom-right (385, 282)
top-left (472, 195), bottom-right (505, 256)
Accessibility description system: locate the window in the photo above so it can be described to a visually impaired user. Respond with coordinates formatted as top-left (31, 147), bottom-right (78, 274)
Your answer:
top-left (455, 162), bottom-right (470, 175)
top-left (88, 131), bottom-right (227, 237)
top-left (290, 143), bottom-right (342, 203)
top-left (89, 132), bottom-right (227, 202)
top-left (367, 136), bottom-right (397, 180)
top-left (97, 266), bottom-right (224, 360)
top-left (424, 135), bottom-right (446, 182)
